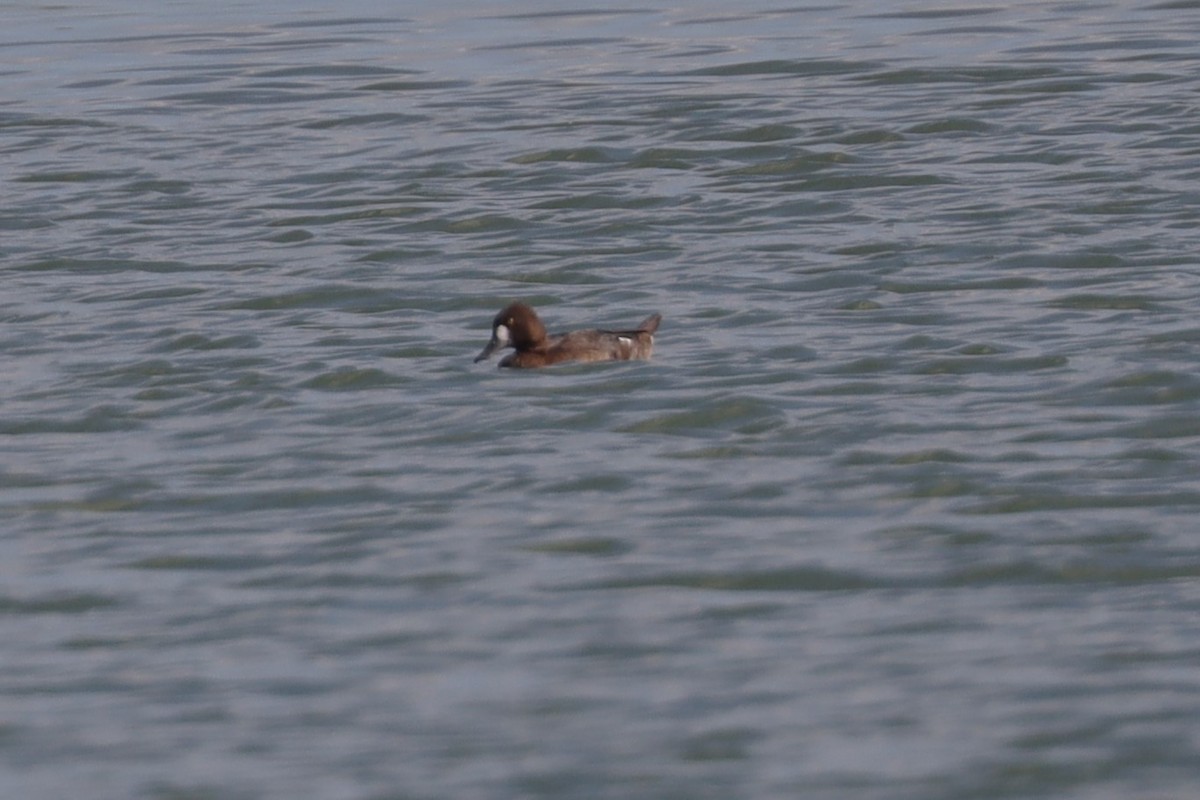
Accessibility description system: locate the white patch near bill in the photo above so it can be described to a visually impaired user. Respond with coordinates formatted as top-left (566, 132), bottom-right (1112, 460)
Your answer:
top-left (494, 324), bottom-right (511, 347)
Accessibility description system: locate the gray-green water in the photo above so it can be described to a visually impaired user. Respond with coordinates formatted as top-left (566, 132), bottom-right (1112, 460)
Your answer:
top-left (5, 2), bottom-right (1200, 798)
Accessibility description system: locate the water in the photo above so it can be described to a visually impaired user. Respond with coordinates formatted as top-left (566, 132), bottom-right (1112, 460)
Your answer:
top-left (4, 1), bottom-right (1200, 797)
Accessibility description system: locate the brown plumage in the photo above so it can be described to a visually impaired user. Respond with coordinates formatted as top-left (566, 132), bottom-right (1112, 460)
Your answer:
top-left (473, 302), bottom-right (661, 368)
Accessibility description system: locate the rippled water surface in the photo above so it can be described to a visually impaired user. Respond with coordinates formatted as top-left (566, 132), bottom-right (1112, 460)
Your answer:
top-left (5, 1), bottom-right (1200, 798)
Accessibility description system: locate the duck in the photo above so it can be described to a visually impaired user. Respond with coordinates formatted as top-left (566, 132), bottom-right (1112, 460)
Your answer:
top-left (473, 302), bottom-right (661, 368)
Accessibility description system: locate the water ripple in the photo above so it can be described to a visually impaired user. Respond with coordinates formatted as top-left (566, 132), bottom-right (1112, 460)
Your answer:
top-left (6, 2), bottom-right (1200, 798)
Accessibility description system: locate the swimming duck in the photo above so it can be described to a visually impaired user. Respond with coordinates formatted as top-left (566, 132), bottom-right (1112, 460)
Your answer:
top-left (474, 302), bottom-right (661, 368)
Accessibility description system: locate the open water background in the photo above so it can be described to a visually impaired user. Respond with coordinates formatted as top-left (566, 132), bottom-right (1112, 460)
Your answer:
top-left (4, 1), bottom-right (1200, 798)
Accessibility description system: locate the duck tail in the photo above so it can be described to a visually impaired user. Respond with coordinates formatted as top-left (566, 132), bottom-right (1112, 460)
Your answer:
top-left (637, 313), bottom-right (662, 334)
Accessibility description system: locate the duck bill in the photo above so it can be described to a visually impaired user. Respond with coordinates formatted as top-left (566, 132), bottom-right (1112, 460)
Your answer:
top-left (473, 337), bottom-right (500, 363)
top-left (473, 323), bottom-right (510, 363)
